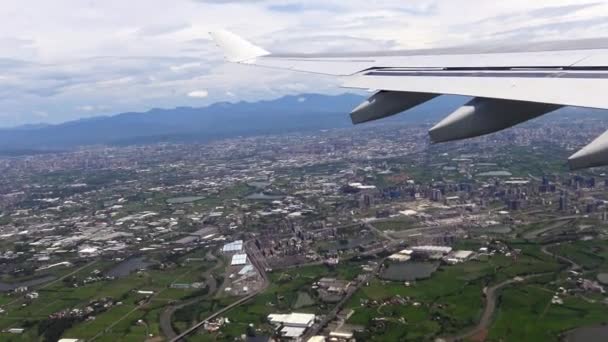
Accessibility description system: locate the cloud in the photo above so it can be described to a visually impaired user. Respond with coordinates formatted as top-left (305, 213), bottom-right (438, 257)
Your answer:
top-left (170, 62), bottom-right (202, 72)
top-left (136, 23), bottom-right (191, 37)
top-left (187, 90), bottom-right (209, 98)
top-left (33, 110), bottom-right (48, 117)
top-left (0, 0), bottom-right (606, 126)
top-left (195, 0), bottom-right (265, 3)
top-left (77, 105), bottom-right (95, 111)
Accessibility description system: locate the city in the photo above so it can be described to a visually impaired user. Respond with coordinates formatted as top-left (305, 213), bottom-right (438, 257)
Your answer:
top-left (0, 113), bottom-right (606, 341)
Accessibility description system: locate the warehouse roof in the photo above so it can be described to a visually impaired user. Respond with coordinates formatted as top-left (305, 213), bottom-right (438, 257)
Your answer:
top-left (268, 312), bottom-right (315, 326)
top-left (231, 253), bottom-right (247, 266)
top-left (222, 240), bottom-right (243, 252)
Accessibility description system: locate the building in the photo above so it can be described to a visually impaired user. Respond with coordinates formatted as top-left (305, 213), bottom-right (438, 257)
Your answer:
top-left (559, 194), bottom-right (569, 211)
top-left (222, 240), bottom-right (243, 253)
top-left (452, 250), bottom-right (474, 260)
top-left (431, 189), bottom-right (443, 202)
top-left (268, 313), bottom-right (315, 327)
top-left (445, 250), bottom-right (474, 264)
top-left (388, 249), bottom-right (413, 262)
top-left (231, 253), bottom-right (248, 266)
top-left (268, 312), bottom-right (316, 339)
top-left (411, 246), bottom-right (453, 260)
top-left (388, 253), bottom-right (411, 262)
top-left (307, 337), bottom-right (326, 342)
top-left (6, 328), bottom-right (25, 334)
top-left (411, 246), bottom-right (452, 254)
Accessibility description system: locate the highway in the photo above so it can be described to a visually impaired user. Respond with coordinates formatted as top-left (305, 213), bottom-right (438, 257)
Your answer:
top-left (301, 258), bottom-right (384, 341)
top-left (170, 240), bottom-right (269, 342)
top-left (159, 251), bottom-right (222, 340)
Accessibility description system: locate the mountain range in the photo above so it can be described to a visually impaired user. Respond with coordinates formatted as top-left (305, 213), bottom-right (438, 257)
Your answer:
top-left (3, 92), bottom-right (601, 154)
top-left (0, 93), bottom-right (472, 154)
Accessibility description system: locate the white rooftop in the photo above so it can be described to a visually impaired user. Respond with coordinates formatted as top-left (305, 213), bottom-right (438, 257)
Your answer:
top-left (231, 253), bottom-right (247, 266)
top-left (269, 312), bottom-right (315, 327)
top-left (412, 246), bottom-right (453, 254)
top-left (307, 337), bottom-right (326, 342)
top-left (222, 240), bottom-right (243, 252)
top-left (453, 250), bottom-right (474, 259)
top-left (238, 265), bottom-right (255, 275)
top-left (281, 326), bottom-right (306, 337)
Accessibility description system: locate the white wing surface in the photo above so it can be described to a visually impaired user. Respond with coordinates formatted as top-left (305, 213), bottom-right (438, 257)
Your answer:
top-left (210, 30), bottom-right (608, 169)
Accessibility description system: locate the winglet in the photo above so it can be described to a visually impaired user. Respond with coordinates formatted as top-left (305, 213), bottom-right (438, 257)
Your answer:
top-left (209, 30), bottom-right (270, 63)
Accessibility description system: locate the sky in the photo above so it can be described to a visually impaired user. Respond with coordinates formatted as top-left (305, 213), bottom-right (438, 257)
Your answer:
top-left (0, 0), bottom-right (607, 127)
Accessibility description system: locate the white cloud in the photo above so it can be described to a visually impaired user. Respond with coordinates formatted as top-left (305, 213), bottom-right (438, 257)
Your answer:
top-left (187, 90), bottom-right (209, 98)
top-left (170, 62), bottom-right (202, 72)
top-left (77, 105), bottom-right (95, 111)
top-left (0, 0), bottom-right (605, 126)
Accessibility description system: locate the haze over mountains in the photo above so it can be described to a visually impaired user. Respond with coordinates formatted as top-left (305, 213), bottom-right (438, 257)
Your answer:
top-left (0, 93), bottom-right (596, 154)
top-left (0, 94), bottom-right (467, 153)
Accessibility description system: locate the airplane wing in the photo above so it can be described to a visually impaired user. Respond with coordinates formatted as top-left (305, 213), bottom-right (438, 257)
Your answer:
top-left (210, 30), bottom-right (608, 170)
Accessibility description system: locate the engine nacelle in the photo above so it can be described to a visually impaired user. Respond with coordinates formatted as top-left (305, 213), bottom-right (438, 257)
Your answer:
top-left (428, 98), bottom-right (561, 143)
top-left (568, 130), bottom-right (608, 170)
top-left (350, 91), bottom-right (437, 124)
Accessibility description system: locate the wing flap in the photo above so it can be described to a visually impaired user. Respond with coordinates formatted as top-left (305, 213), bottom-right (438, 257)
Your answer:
top-left (343, 73), bottom-right (608, 110)
top-left (250, 56), bottom-right (377, 76)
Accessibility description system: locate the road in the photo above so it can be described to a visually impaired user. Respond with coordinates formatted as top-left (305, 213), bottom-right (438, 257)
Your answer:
top-left (364, 221), bottom-right (397, 242)
top-left (301, 258), bottom-right (384, 341)
top-left (445, 242), bottom-right (580, 342)
top-left (446, 272), bottom-right (551, 342)
top-left (170, 240), bottom-right (269, 342)
top-left (159, 251), bottom-right (222, 340)
top-left (91, 258), bottom-right (212, 341)
top-left (540, 243), bottom-right (581, 270)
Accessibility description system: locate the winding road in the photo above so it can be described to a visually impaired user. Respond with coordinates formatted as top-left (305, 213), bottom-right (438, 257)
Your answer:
top-left (446, 272), bottom-right (551, 342)
top-left (445, 242), bottom-right (580, 342)
top-left (169, 240), bottom-right (269, 342)
top-left (159, 251), bottom-right (222, 340)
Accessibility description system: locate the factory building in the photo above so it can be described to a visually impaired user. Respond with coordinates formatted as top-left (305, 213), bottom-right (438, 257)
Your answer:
top-left (231, 253), bottom-right (248, 266)
top-left (222, 240), bottom-right (243, 253)
top-left (411, 246), bottom-right (453, 260)
top-left (268, 312), bottom-right (316, 339)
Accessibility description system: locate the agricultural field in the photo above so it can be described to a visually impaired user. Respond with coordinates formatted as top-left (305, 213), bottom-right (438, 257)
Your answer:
top-left (488, 284), bottom-right (607, 342)
top-left (0, 249), bottom-right (216, 342)
top-left (195, 263), bottom-right (364, 341)
top-left (344, 242), bottom-right (565, 341)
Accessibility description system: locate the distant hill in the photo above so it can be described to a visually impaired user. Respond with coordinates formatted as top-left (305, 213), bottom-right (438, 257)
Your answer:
top-left (0, 93), bottom-right (469, 153)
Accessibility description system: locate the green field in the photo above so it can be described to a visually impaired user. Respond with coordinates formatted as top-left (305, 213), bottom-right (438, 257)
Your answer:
top-left (199, 263), bottom-right (363, 340)
top-left (0, 250), bottom-right (215, 341)
top-left (488, 284), bottom-right (608, 341)
top-left (343, 243), bottom-right (563, 341)
top-left (550, 240), bottom-right (608, 271)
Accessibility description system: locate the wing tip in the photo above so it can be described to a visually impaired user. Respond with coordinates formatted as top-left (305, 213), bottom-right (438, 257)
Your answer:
top-left (209, 29), bottom-right (270, 63)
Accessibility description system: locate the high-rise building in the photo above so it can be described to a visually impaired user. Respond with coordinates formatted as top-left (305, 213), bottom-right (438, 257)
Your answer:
top-left (431, 189), bottom-right (443, 202)
top-left (559, 194), bottom-right (568, 211)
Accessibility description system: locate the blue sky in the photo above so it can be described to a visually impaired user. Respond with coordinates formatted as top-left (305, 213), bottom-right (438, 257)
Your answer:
top-left (0, 0), bottom-right (606, 127)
